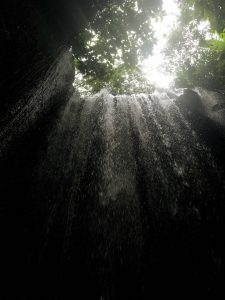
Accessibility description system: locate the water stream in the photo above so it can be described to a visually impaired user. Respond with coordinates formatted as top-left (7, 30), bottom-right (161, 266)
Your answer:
top-left (33, 89), bottom-right (225, 298)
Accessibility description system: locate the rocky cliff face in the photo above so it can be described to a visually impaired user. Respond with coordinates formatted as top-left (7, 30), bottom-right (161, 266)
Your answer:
top-left (0, 49), bottom-right (74, 157)
top-left (0, 0), bottom-right (100, 117)
top-left (0, 0), bottom-right (102, 158)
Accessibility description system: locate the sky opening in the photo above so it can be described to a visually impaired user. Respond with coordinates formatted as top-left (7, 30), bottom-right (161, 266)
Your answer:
top-left (141, 0), bottom-right (180, 89)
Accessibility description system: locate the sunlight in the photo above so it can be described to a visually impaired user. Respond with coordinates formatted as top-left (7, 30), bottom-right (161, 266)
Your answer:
top-left (141, 0), bottom-right (180, 89)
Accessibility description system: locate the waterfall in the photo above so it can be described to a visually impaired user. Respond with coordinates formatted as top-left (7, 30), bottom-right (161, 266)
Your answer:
top-left (33, 88), bottom-right (225, 298)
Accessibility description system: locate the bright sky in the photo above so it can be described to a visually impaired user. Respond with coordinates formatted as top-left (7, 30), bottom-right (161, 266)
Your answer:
top-left (141, 0), bottom-right (180, 89)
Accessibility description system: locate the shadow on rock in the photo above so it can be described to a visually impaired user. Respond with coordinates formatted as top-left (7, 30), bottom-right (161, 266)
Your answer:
top-left (176, 89), bottom-right (225, 171)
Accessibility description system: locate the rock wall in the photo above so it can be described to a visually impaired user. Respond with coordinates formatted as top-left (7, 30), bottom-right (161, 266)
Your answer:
top-left (0, 0), bottom-right (100, 116)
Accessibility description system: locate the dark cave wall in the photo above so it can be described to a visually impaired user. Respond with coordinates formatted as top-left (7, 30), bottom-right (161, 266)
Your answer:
top-left (0, 0), bottom-right (102, 117)
top-left (1, 0), bottom-right (56, 112)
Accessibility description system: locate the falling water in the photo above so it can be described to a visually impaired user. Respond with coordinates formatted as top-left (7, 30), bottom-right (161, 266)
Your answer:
top-left (33, 89), bottom-right (225, 298)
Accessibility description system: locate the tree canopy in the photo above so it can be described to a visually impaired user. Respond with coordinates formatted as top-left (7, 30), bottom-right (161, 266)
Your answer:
top-left (165, 0), bottom-right (225, 90)
top-left (72, 0), bottom-right (163, 94)
top-left (72, 0), bottom-right (225, 94)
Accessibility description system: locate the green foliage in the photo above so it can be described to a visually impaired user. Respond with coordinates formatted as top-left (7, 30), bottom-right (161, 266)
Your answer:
top-left (72, 0), bottom-right (162, 93)
top-left (174, 50), bottom-right (225, 90)
top-left (74, 65), bottom-right (154, 95)
top-left (208, 30), bottom-right (225, 53)
top-left (178, 0), bottom-right (225, 32)
top-left (165, 0), bottom-right (225, 90)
